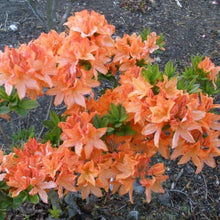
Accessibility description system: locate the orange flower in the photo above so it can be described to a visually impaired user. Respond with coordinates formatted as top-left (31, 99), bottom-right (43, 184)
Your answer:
top-left (142, 123), bottom-right (163, 147)
top-left (34, 30), bottom-right (65, 56)
top-left (157, 75), bottom-right (181, 99)
top-left (47, 77), bottom-right (92, 108)
top-left (144, 32), bottom-right (159, 54)
top-left (29, 168), bottom-right (56, 203)
top-left (0, 149), bottom-right (3, 163)
top-left (171, 130), bottom-right (220, 174)
top-left (81, 183), bottom-right (102, 200)
top-left (96, 159), bottom-right (116, 192)
top-left (198, 57), bottom-right (220, 89)
top-left (7, 166), bottom-right (30, 197)
top-left (65, 10), bottom-right (115, 38)
top-left (115, 153), bottom-right (138, 180)
top-left (117, 178), bottom-right (136, 203)
top-left (77, 160), bottom-right (99, 186)
top-left (149, 95), bottom-right (175, 123)
top-left (56, 168), bottom-right (76, 198)
top-left (128, 76), bottom-right (153, 99)
top-left (140, 163), bottom-right (168, 203)
top-left (60, 112), bottom-right (108, 158)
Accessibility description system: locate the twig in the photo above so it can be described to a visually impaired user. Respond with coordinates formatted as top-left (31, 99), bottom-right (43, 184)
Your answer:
top-left (27, 0), bottom-right (48, 31)
top-left (58, 0), bottom-right (73, 32)
top-left (114, 204), bottom-right (127, 212)
top-left (0, 121), bottom-right (12, 145)
top-left (169, 189), bottom-right (193, 212)
top-left (201, 213), bottom-right (210, 220)
top-left (175, 0), bottom-right (182, 7)
top-left (51, 0), bottom-right (57, 29)
top-left (171, 168), bottom-right (184, 189)
top-left (37, 96), bottom-right (54, 141)
top-left (4, 12), bottom-right (8, 31)
top-left (201, 172), bottom-right (208, 200)
top-left (47, 0), bottom-right (53, 31)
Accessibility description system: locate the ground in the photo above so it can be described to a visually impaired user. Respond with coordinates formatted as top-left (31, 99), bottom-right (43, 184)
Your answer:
top-left (0, 0), bottom-right (219, 219)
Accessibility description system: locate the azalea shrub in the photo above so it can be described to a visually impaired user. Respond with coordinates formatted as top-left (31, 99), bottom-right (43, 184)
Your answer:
top-left (0, 9), bottom-right (220, 216)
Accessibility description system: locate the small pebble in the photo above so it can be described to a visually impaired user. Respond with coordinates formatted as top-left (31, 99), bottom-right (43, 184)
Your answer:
top-left (127, 210), bottom-right (139, 220)
top-left (158, 192), bottom-right (171, 207)
top-left (9, 24), bottom-right (18, 31)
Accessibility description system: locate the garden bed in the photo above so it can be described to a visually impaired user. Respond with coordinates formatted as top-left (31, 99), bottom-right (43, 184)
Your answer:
top-left (0, 0), bottom-right (219, 219)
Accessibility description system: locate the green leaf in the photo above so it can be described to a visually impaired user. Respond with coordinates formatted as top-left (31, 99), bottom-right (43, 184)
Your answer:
top-left (0, 106), bottom-right (9, 115)
top-left (49, 206), bottom-right (62, 219)
top-left (191, 54), bottom-right (204, 68)
top-left (49, 111), bottom-right (60, 125)
top-left (0, 199), bottom-right (13, 210)
top-left (0, 181), bottom-right (9, 190)
top-left (29, 194), bottom-right (39, 204)
top-left (139, 27), bottom-right (151, 41)
top-left (9, 95), bottom-right (19, 107)
top-left (188, 84), bottom-right (200, 94)
top-left (136, 59), bottom-right (148, 68)
top-left (0, 211), bottom-right (6, 220)
top-left (43, 120), bottom-right (55, 129)
top-left (119, 114), bottom-right (128, 123)
top-left (142, 63), bottom-right (162, 85)
top-left (164, 61), bottom-right (177, 79)
top-left (109, 103), bottom-right (120, 120)
top-left (156, 33), bottom-right (165, 50)
top-left (114, 122), bottom-right (122, 128)
top-left (102, 117), bottom-right (109, 127)
top-left (20, 99), bottom-right (39, 110)
top-left (14, 107), bottom-right (27, 117)
top-left (92, 114), bottom-right (102, 129)
top-left (115, 123), bottom-right (136, 136)
top-left (105, 114), bottom-right (116, 124)
top-left (13, 191), bottom-right (28, 206)
top-left (107, 127), bottom-right (115, 133)
top-left (79, 60), bottom-right (92, 71)
top-left (92, 114), bottom-right (109, 129)
top-left (0, 87), bottom-right (10, 100)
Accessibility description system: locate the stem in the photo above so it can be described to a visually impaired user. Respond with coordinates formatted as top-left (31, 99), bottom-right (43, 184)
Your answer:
top-left (27, 0), bottom-right (49, 31)
top-left (0, 121), bottom-right (11, 145)
top-left (37, 96), bottom-right (55, 141)
top-left (58, 0), bottom-right (73, 32)
top-left (51, 0), bottom-right (57, 29)
top-left (47, 0), bottom-right (53, 31)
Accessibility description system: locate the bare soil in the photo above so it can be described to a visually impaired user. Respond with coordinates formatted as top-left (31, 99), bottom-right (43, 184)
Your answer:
top-left (0, 0), bottom-right (219, 219)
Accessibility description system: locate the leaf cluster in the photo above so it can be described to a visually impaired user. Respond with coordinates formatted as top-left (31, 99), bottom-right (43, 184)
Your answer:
top-left (92, 103), bottom-right (135, 136)
top-left (0, 181), bottom-right (39, 219)
top-left (0, 87), bottom-right (39, 117)
top-left (11, 126), bottom-right (35, 149)
top-left (42, 111), bottom-right (66, 146)
top-left (177, 55), bottom-right (220, 95)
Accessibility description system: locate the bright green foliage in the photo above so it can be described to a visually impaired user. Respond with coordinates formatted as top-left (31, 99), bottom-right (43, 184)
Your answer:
top-left (139, 27), bottom-right (151, 41)
top-left (92, 104), bottom-right (135, 137)
top-left (139, 27), bottom-right (165, 51)
top-left (0, 86), bottom-right (39, 117)
top-left (42, 110), bottom-right (66, 146)
top-left (92, 114), bottom-right (114, 133)
top-left (49, 206), bottom-right (62, 219)
top-left (12, 126), bottom-right (35, 149)
top-left (0, 182), bottom-right (39, 219)
top-left (142, 62), bottom-right (163, 85)
top-left (177, 55), bottom-right (220, 95)
top-left (156, 33), bottom-right (165, 51)
top-left (164, 61), bottom-right (177, 79)
top-left (105, 103), bottom-right (128, 128)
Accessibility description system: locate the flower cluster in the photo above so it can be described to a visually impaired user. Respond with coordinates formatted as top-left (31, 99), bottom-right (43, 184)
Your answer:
top-left (0, 10), bottom-right (219, 206)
